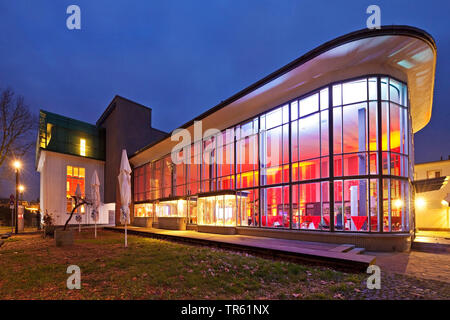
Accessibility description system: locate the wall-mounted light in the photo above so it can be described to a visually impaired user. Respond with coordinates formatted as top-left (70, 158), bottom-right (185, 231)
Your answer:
top-left (441, 200), bottom-right (449, 207)
top-left (415, 197), bottom-right (426, 209)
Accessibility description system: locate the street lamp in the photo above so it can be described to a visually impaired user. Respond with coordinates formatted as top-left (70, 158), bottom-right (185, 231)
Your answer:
top-left (13, 160), bottom-right (21, 170)
top-left (12, 160), bottom-right (22, 234)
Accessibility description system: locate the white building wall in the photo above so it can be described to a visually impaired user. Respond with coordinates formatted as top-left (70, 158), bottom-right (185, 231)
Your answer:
top-left (415, 160), bottom-right (450, 230)
top-left (37, 150), bottom-right (113, 226)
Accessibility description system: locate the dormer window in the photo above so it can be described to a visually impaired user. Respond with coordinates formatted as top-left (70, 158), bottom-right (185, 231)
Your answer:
top-left (80, 139), bottom-right (86, 156)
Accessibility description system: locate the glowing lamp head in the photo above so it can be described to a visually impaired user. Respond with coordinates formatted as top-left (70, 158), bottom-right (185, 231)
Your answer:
top-left (394, 199), bottom-right (403, 208)
top-left (13, 160), bottom-right (21, 170)
top-left (441, 200), bottom-right (449, 207)
top-left (415, 197), bottom-right (426, 209)
top-left (18, 185), bottom-right (25, 193)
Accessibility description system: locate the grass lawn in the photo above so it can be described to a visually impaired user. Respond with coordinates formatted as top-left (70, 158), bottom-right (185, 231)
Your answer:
top-left (0, 226), bottom-right (38, 233)
top-left (0, 230), bottom-right (448, 300)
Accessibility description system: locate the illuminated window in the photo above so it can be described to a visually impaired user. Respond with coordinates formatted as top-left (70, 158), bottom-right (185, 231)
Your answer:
top-left (80, 139), bottom-right (86, 156)
top-left (132, 76), bottom-right (411, 234)
top-left (66, 165), bottom-right (85, 213)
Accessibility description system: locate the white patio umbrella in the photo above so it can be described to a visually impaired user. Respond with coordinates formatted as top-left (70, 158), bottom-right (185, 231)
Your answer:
top-left (75, 184), bottom-right (82, 232)
top-left (118, 149), bottom-right (132, 247)
top-left (91, 170), bottom-right (101, 238)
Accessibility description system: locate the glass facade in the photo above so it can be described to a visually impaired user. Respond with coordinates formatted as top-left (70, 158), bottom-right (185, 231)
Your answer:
top-left (133, 76), bottom-right (412, 233)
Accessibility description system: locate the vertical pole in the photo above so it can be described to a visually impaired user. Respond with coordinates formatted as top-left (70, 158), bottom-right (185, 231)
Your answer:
top-left (329, 85), bottom-right (335, 232)
top-left (377, 76), bottom-right (383, 233)
top-left (125, 221), bottom-right (128, 248)
top-left (95, 221), bottom-right (97, 238)
top-left (11, 208), bottom-right (14, 234)
top-left (288, 102), bottom-right (293, 230)
top-left (15, 169), bottom-right (19, 234)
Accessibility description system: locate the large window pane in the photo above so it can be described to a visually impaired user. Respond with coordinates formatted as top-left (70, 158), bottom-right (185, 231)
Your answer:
top-left (261, 186), bottom-right (289, 228)
top-left (382, 102), bottom-right (389, 151)
top-left (369, 179), bottom-right (379, 232)
top-left (197, 195), bottom-right (236, 226)
top-left (333, 107), bottom-right (342, 154)
top-left (368, 78), bottom-right (377, 100)
top-left (334, 180), bottom-right (344, 230)
top-left (343, 153), bottom-right (367, 176)
top-left (320, 88), bottom-right (329, 110)
top-left (369, 102), bottom-right (378, 151)
top-left (390, 179), bottom-right (407, 232)
top-left (299, 93), bottom-right (319, 117)
top-left (299, 113), bottom-right (320, 160)
top-left (66, 165), bottom-right (85, 213)
top-left (265, 126), bottom-right (282, 167)
top-left (342, 79), bottom-right (367, 105)
top-left (344, 179), bottom-right (369, 232)
top-left (332, 84), bottom-right (342, 106)
top-left (343, 103), bottom-right (367, 153)
top-left (238, 189), bottom-right (259, 227)
top-left (291, 120), bottom-right (299, 163)
top-left (321, 111), bottom-right (329, 156)
top-left (389, 78), bottom-right (406, 105)
top-left (293, 183), bottom-right (321, 230)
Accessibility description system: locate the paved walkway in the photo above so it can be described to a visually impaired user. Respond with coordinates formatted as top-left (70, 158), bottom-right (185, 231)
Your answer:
top-left (415, 231), bottom-right (450, 245)
top-left (361, 230), bottom-right (450, 283)
top-left (106, 226), bottom-right (375, 271)
top-left (370, 250), bottom-right (450, 283)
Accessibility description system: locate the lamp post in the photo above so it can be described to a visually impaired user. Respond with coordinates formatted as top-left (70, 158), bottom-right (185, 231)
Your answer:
top-left (18, 185), bottom-right (25, 205)
top-left (13, 160), bottom-right (21, 234)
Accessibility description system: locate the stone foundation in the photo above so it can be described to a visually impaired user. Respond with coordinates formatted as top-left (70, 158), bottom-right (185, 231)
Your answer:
top-left (157, 217), bottom-right (187, 230)
top-left (236, 227), bottom-right (412, 252)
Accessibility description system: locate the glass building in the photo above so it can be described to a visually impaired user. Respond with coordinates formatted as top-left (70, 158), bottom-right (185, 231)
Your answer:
top-left (133, 76), bottom-right (412, 233)
top-left (128, 26), bottom-right (436, 250)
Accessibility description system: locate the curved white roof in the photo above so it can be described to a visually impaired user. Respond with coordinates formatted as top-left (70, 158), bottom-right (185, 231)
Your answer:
top-left (131, 26), bottom-right (436, 167)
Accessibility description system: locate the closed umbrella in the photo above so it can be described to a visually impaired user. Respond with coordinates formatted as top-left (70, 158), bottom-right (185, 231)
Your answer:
top-left (118, 149), bottom-right (132, 247)
top-left (91, 170), bottom-right (101, 238)
top-left (75, 184), bottom-right (82, 232)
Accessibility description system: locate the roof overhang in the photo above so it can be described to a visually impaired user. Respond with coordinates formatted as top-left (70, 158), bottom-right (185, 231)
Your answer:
top-left (414, 177), bottom-right (449, 193)
top-left (130, 25), bottom-right (436, 167)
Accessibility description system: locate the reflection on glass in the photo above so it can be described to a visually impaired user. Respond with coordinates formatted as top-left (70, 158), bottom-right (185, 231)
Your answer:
top-left (132, 76), bottom-right (412, 234)
top-left (299, 93), bottom-right (319, 117)
top-left (342, 79), bottom-right (367, 105)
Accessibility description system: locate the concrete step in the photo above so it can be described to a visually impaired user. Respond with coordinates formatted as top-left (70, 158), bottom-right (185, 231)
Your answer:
top-left (412, 241), bottom-right (450, 253)
top-left (329, 244), bottom-right (355, 253)
top-left (348, 247), bottom-right (365, 255)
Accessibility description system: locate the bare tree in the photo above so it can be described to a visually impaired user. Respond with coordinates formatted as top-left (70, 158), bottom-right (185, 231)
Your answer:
top-left (0, 88), bottom-right (36, 170)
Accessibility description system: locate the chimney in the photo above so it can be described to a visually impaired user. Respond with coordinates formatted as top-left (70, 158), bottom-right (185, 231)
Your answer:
top-left (441, 156), bottom-right (443, 161)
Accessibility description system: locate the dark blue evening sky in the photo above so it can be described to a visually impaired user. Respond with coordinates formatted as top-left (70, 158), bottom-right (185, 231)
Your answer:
top-left (0, 0), bottom-right (448, 200)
